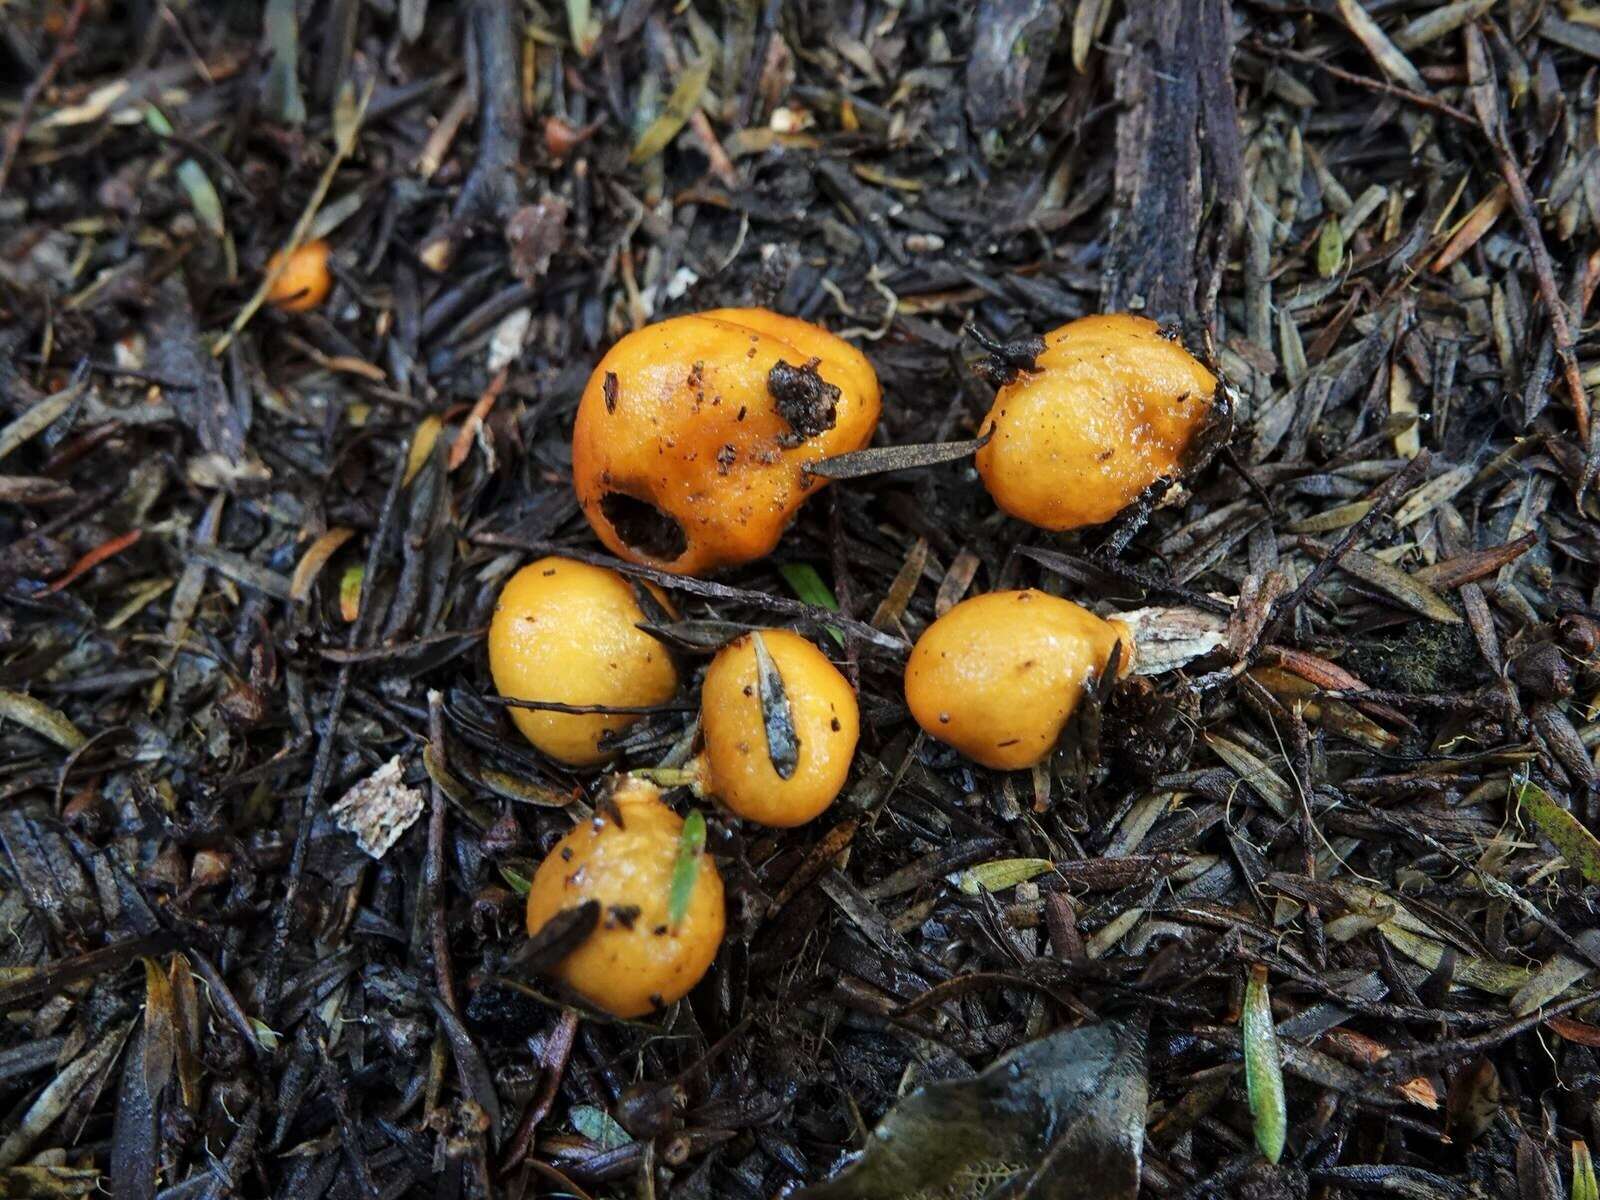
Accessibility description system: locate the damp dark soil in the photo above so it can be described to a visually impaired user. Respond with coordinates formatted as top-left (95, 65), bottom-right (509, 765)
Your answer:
top-left (2, 3), bottom-right (1600, 1199)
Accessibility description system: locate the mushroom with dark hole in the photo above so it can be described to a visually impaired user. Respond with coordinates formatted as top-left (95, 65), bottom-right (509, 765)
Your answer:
top-left (904, 590), bottom-right (1132, 771)
top-left (571, 308), bottom-right (881, 575)
top-left (488, 557), bottom-right (679, 766)
top-left (524, 777), bottom-right (724, 1018)
top-left (974, 314), bottom-right (1226, 531)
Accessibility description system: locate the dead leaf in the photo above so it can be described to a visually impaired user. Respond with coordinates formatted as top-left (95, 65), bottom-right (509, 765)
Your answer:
top-left (330, 756), bottom-right (425, 858)
top-left (801, 1017), bottom-right (1147, 1200)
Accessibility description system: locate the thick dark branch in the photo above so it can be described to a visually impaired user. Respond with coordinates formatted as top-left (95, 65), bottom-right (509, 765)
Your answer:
top-left (453, 0), bottom-right (523, 225)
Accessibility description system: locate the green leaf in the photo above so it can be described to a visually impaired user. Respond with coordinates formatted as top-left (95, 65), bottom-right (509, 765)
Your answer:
top-left (1379, 922), bottom-right (1531, 995)
top-left (1285, 499), bottom-right (1372, 534)
top-left (779, 562), bottom-right (839, 610)
top-left (262, 0), bottom-right (306, 125)
top-left (1510, 952), bottom-right (1593, 1018)
top-left (1243, 964), bottom-right (1286, 1165)
top-left (476, 768), bottom-right (574, 809)
top-left (338, 564), bottom-right (364, 622)
top-left (1517, 779), bottom-right (1600, 884)
top-left (565, 0), bottom-right (599, 56)
top-left (143, 106), bottom-right (225, 238)
top-left (954, 858), bottom-right (1053, 895)
top-left (0, 689), bottom-right (86, 751)
top-left (778, 563), bottom-right (844, 646)
top-left (1324, 546), bottom-right (1462, 624)
top-left (1316, 218), bottom-right (1344, 277)
top-left (629, 56), bottom-right (713, 165)
top-left (174, 161), bottom-right (226, 238)
top-left (1574, 1140), bottom-right (1598, 1200)
top-left (801, 1018), bottom-right (1148, 1200)
top-left (668, 809), bottom-right (707, 932)
top-left (142, 105), bottom-right (175, 137)
top-left (571, 1104), bottom-right (631, 1149)
top-left (499, 865), bottom-right (532, 897)
top-left (331, 77), bottom-right (367, 152)
top-left (248, 1017), bottom-right (281, 1052)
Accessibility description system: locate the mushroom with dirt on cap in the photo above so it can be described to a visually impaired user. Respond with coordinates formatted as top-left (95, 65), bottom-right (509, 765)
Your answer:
top-left (973, 314), bottom-right (1231, 533)
top-left (571, 308), bottom-right (882, 576)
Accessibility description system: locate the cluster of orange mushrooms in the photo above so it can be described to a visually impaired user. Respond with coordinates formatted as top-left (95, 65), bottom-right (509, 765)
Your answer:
top-left (479, 305), bottom-right (1226, 1016)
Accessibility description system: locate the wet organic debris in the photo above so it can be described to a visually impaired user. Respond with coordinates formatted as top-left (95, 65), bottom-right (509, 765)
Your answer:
top-left (2, 1), bottom-right (1600, 1198)
top-left (769, 358), bottom-right (842, 443)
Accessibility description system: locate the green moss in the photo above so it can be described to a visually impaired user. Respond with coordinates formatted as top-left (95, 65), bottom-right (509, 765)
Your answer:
top-left (1342, 621), bottom-right (1482, 694)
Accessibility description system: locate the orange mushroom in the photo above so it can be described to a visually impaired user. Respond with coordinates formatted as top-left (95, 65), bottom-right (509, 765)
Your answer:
top-left (974, 314), bottom-right (1222, 531)
top-left (904, 590), bottom-right (1132, 770)
top-left (265, 239), bottom-right (334, 312)
top-left (571, 308), bottom-right (881, 575)
top-left (692, 630), bottom-right (859, 827)
top-left (524, 777), bottom-right (724, 1018)
top-left (488, 557), bottom-right (679, 766)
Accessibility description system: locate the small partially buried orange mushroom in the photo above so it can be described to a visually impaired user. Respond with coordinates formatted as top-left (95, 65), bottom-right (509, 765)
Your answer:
top-left (691, 630), bottom-right (859, 827)
top-left (905, 591), bottom-right (1132, 770)
top-left (488, 557), bottom-right (678, 767)
top-left (265, 239), bottom-right (334, 312)
top-left (974, 314), bottom-right (1222, 531)
top-left (571, 309), bottom-right (881, 576)
top-left (525, 777), bottom-right (724, 1018)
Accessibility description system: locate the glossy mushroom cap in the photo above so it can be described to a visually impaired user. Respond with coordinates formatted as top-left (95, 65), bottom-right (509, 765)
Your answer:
top-left (696, 630), bottom-right (859, 828)
top-left (488, 557), bottom-right (678, 766)
top-left (975, 314), bottom-right (1217, 530)
top-left (525, 778), bottom-right (724, 1018)
top-left (265, 239), bottom-right (334, 312)
top-left (904, 590), bottom-right (1132, 771)
top-left (572, 308), bottom-right (881, 576)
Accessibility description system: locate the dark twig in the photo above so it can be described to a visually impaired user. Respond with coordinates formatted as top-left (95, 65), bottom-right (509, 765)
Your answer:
top-left (260, 664), bottom-right (349, 1024)
top-left (425, 690), bottom-right (459, 1015)
top-left (471, 532), bottom-right (909, 653)
top-left (1487, 117), bottom-right (1591, 447)
top-left (454, 0), bottom-right (522, 222)
top-left (1250, 41), bottom-right (1476, 125)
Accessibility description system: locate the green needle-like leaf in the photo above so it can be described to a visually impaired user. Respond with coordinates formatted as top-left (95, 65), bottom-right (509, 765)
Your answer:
top-left (1518, 778), bottom-right (1600, 884)
top-left (1574, 1140), bottom-right (1598, 1200)
top-left (1316, 218), bottom-right (1344, 277)
top-left (1243, 964), bottom-right (1287, 1164)
top-left (668, 810), bottom-right (707, 932)
top-left (778, 563), bottom-right (844, 646)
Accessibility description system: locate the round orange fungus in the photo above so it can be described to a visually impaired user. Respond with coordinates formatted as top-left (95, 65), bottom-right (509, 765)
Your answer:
top-left (904, 590), bottom-right (1132, 770)
top-left (525, 777), bottom-right (724, 1018)
top-left (265, 239), bottom-right (334, 312)
top-left (488, 557), bottom-right (678, 767)
top-left (693, 630), bottom-right (859, 828)
top-left (974, 314), bottom-right (1219, 530)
